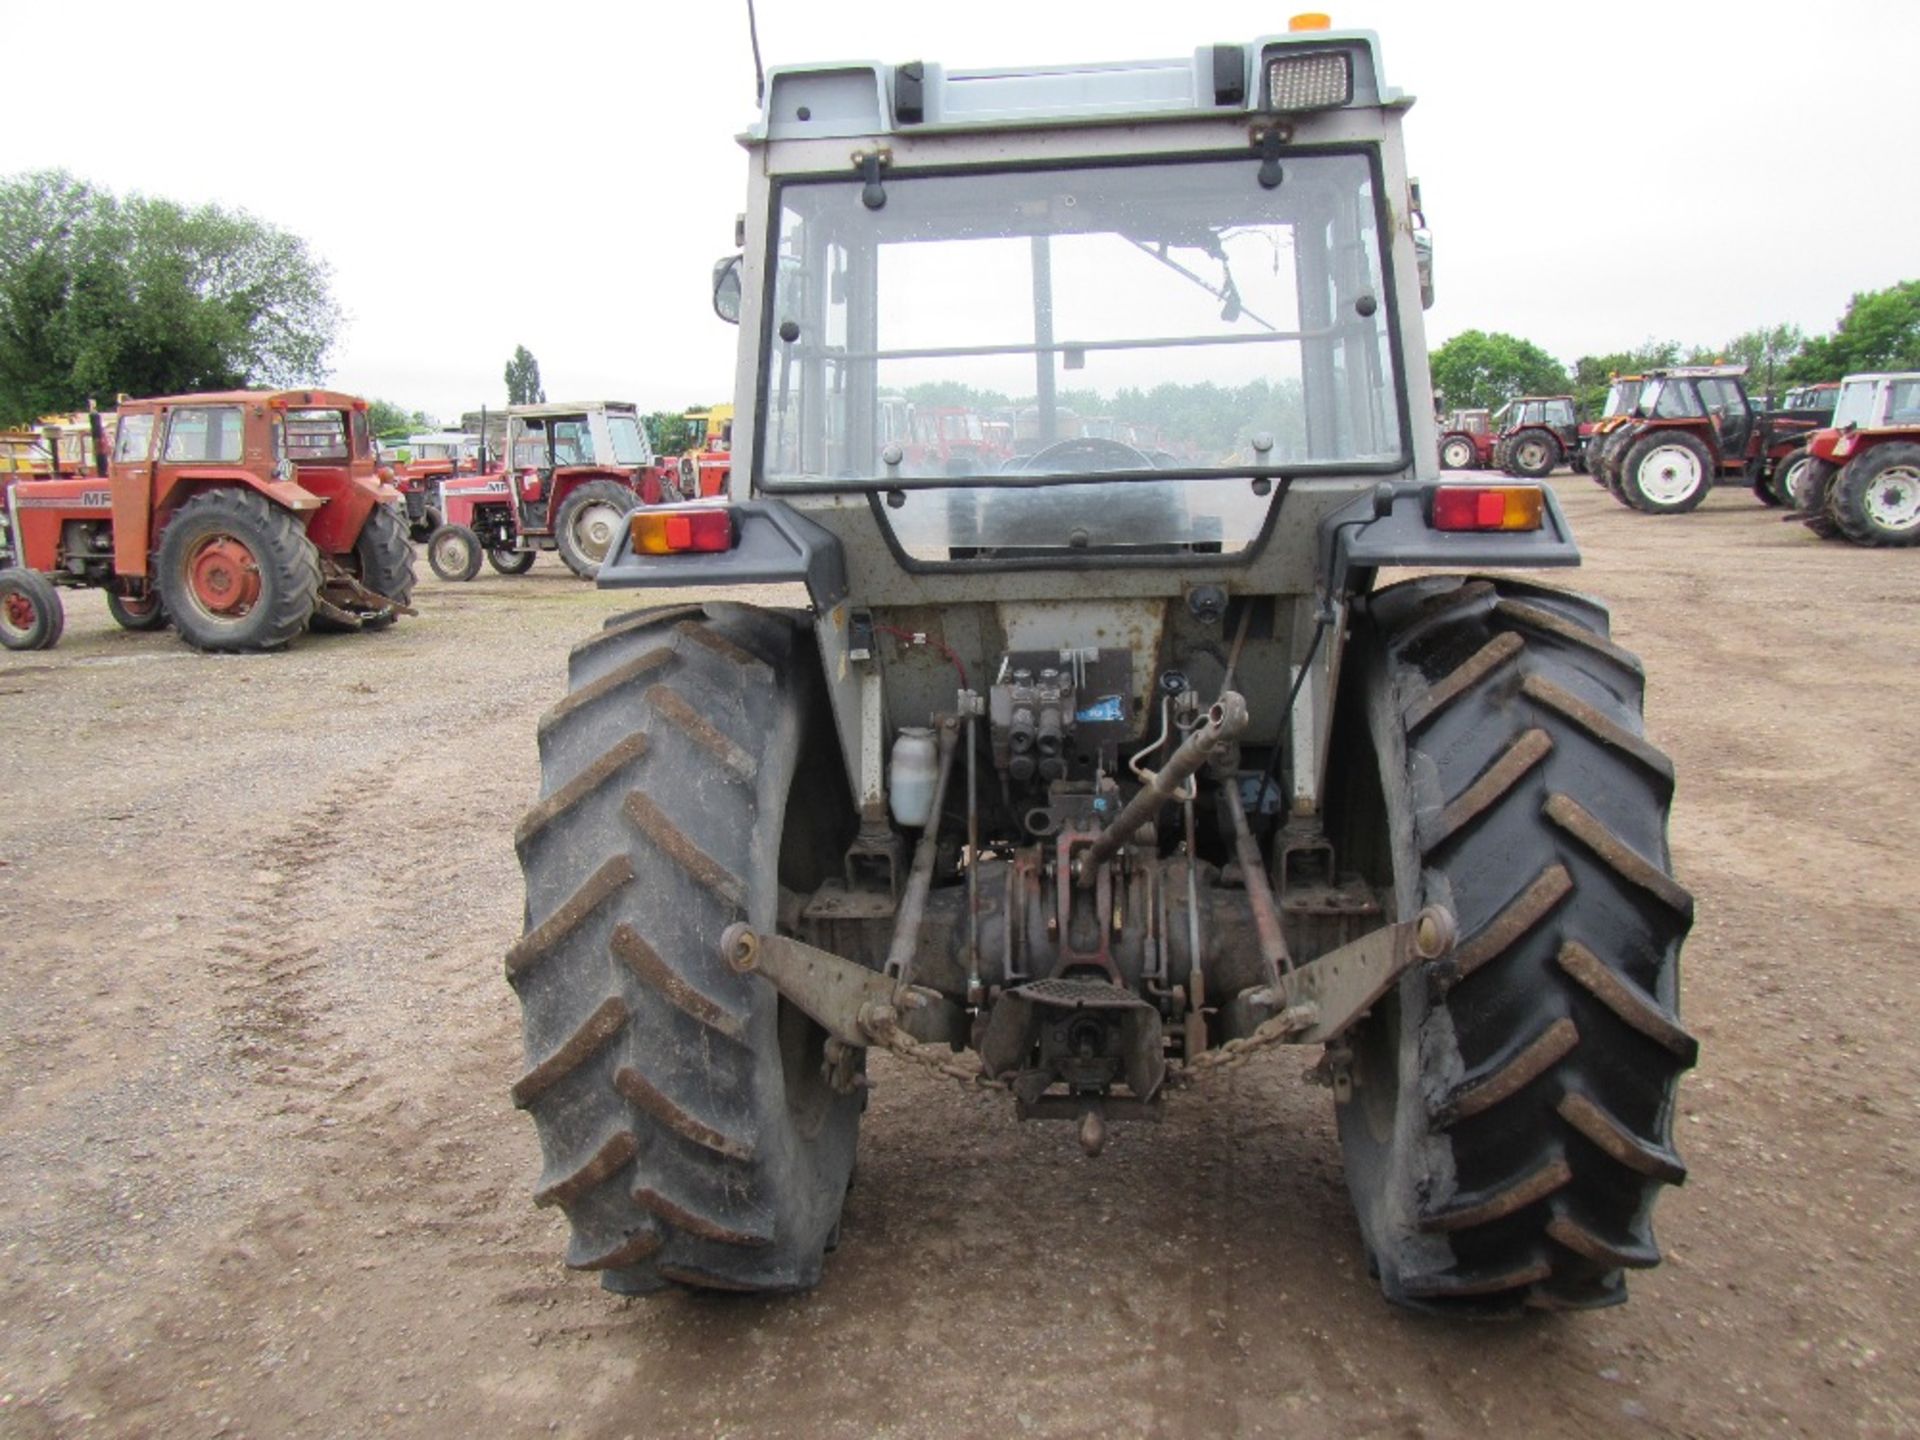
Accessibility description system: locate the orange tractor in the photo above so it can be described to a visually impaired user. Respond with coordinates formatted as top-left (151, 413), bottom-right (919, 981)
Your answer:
top-left (0, 390), bottom-right (415, 653)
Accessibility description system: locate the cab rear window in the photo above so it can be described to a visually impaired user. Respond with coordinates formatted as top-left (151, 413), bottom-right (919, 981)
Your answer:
top-left (285, 409), bottom-right (349, 461)
top-left (162, 406), bottom-right (245, 463)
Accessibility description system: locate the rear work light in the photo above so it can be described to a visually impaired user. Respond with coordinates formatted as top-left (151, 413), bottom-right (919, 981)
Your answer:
top-left (1431, 485), bottom-right (1545, 533)
top-left (631, 507), bottom-right (736, 554)
top-left (1264, 50), bottom-right (1353, 111)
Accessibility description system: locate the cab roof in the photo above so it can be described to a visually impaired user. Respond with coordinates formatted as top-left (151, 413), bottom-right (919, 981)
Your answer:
top-left (749, 29), bottom-right (1405, 143)
top-left (122, 389), bottom-right (369, 410)
top-left (505, 402), bottom-right (638, 419)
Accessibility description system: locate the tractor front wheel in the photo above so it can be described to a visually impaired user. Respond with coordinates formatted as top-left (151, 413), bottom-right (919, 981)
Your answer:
top-left (156, 489), bottom-right (320, 652)
top-left (510, 606), bottom-right (860, 1295)
top-left (0, 569), bottom-right (64, 651)
top-left (1334, 575), bottom-right (1694, 1314)
top-left (427, 524), bottom-right (483, 582)
top-left (1831, 443), bottom-right (1920, 547)
top-left (488, 547), bottom-right (537, 575)
top-left (1619, 433), bottom-right (1712, 514)
top-left (106, 586), bottom-right (168, 632)
top-left (553, 481), bottom-right (639, 579)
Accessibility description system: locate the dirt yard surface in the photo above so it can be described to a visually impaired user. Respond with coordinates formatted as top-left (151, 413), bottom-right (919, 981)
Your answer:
top-left (0, 480), bottom-right (1914, 1439)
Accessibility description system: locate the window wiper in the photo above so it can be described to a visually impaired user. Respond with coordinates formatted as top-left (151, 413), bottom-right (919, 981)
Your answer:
top-left (1125, 238), bottom-right (1278, 332)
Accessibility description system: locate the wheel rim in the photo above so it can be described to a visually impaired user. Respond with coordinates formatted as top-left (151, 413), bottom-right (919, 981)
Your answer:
top-left (118, 592), bottom-right (159, 619)
top-left (1637, 446), bottom-right (1704, 505)
top-left (1863, 465), bottom-right (1920, 532)
top-left (184, 533), bottom-right (262, 619)
top-left (1517, 438), bottom-right (1549, 470)
top-left (1779, 457), bottom-right (1809, 505)
top-left (1443, 440), bottom-right (1470, 467)
top-left (436, 534), bottom-right (472, 574)
top-left (2, 590), bottom-right (37, 639)
top-left (570, 502), bottom-right (624, 564)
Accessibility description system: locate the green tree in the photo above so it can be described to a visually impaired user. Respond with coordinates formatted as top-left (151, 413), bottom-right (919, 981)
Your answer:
top-left (643, 407), bottom-right (707, 456)
top-left (1569, 339), bottom-right (1683, 417)
top-left (1715, 324), bottom-right (1805, 402)
top-left (504, 344), bottom-right (545, 405)
top-left (1429, 330), bottom-right (1570, 412)
top-left (0, 169), bottom-right (339, 424)
top-left (1786, 281), bottom-right (1920, 383)
top-left (366, 398), bottom-right (435, 438)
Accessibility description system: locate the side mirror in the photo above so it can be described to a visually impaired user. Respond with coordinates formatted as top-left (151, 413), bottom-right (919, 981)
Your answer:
top-left (712, 255), bottom-right (743, 325)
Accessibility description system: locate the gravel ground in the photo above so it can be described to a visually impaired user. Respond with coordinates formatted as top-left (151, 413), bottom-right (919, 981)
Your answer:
top-left (0, 478), bottom-right (1914, 1438)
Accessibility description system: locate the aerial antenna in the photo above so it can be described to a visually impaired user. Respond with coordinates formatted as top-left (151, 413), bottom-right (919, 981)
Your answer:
top-left (746, 0), bottom-right (766, 104)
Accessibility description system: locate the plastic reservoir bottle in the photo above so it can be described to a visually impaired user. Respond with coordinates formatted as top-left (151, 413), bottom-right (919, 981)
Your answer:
top-left (889, 727), bottom-right (939, 828)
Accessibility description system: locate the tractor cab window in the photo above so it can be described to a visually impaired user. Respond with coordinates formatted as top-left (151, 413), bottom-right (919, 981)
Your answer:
top-left (1601, 381), bottom-right (1641, 419)
top-left (606, 414), bottom-right (653, 466)
top-left (162, 406), bottom-right (246, 463)
top-left (1696, 378), bottom-right (1747, 420)
top-left (113, 412), bottom-right (155, 463)
top-left (1831, 379), bottom-right (1877, 429)
top-left (762, 150), bottom-right (1404, 558)
top-left (284, 409), bottom-right (350, 462)
top-left (1885, 379), bottom-right (1920, 425)
top-left (351, 409), bottom-right (372, 459)
top-left (1545, 398), bottom-right (1575, 426)
top-left (514, 417), bottom-right (597, 470)
top-left (1490, 403), bottom-right (1513, 431)
top-left (1643, 381), bottom-right (1703, 420)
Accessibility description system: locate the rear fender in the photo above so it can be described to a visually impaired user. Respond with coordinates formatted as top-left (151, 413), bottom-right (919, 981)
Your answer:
top-left (548, 467), bottom-right (641, 510)
top-left (1320, 481), bottom-right (1580, 599)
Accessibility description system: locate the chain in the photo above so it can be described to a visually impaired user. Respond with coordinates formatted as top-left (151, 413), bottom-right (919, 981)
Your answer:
top-left (1166, 1005), bottom-right (1317, 1087)
top-left (843, 999), bottom-right (1322, 1097)
top-left (834, 1005), bottom-right (1009, 1093)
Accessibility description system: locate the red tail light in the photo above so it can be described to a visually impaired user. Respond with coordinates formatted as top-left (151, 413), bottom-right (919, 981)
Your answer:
top-left (1432, 485), bottom-right (1545, 532)
top-left (632, 507), bottom-right (735, 554)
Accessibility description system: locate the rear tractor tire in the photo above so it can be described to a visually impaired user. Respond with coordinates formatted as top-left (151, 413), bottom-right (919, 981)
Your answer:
top-left (427, 524), bottom-right (484, 582)
top-left (1507, 430), bottom-right (1559, 479)
top-left (554, 480), bottom-right (640, 580)
top-left (1830, 444), bottom-right (1920, 547)
top-left (315, 503), bottom-right (416, 633)
top-left (509, 606), bottom-right (861, 1295)
top-left (1619, 432), bottom-right (1712, 514)
top-left (0, 568), bottom-right (64, 650)
top-left (106, 586), bottom-right (168, 632)
top-left (1439, 436), bottom-right (1476, 471)
top-left (1333, 575), bottom-right (1695, 1314)
top-left (155, 488), bottom-right (320, 652)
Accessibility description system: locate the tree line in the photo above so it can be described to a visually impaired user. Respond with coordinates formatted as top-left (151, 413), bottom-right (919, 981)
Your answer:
top-left (1432, 280), bottom-right (1920, 417)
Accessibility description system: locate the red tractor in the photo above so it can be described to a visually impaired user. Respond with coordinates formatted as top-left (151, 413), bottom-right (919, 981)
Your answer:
top-left (425, 401), bottom-right (657, 582)
top-left (1489, 394), bottom-right (1578, 478)
top-left (386, 430), bottom-right (486, 540)
top-left (1588, 364), bottom-right (1806, 514)
top-left (1435, 407), bottom-right (1493, 469)
top-left (1795, 372), bottom-right (1920, 545)
top-left (0, 390), bottom-right (414, 653)
top-left (666, 405), bottom-right (735, 498)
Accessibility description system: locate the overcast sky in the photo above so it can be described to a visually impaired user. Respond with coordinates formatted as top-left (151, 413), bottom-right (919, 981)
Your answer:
top-left (5, 0), bottom-right (1915, 422)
